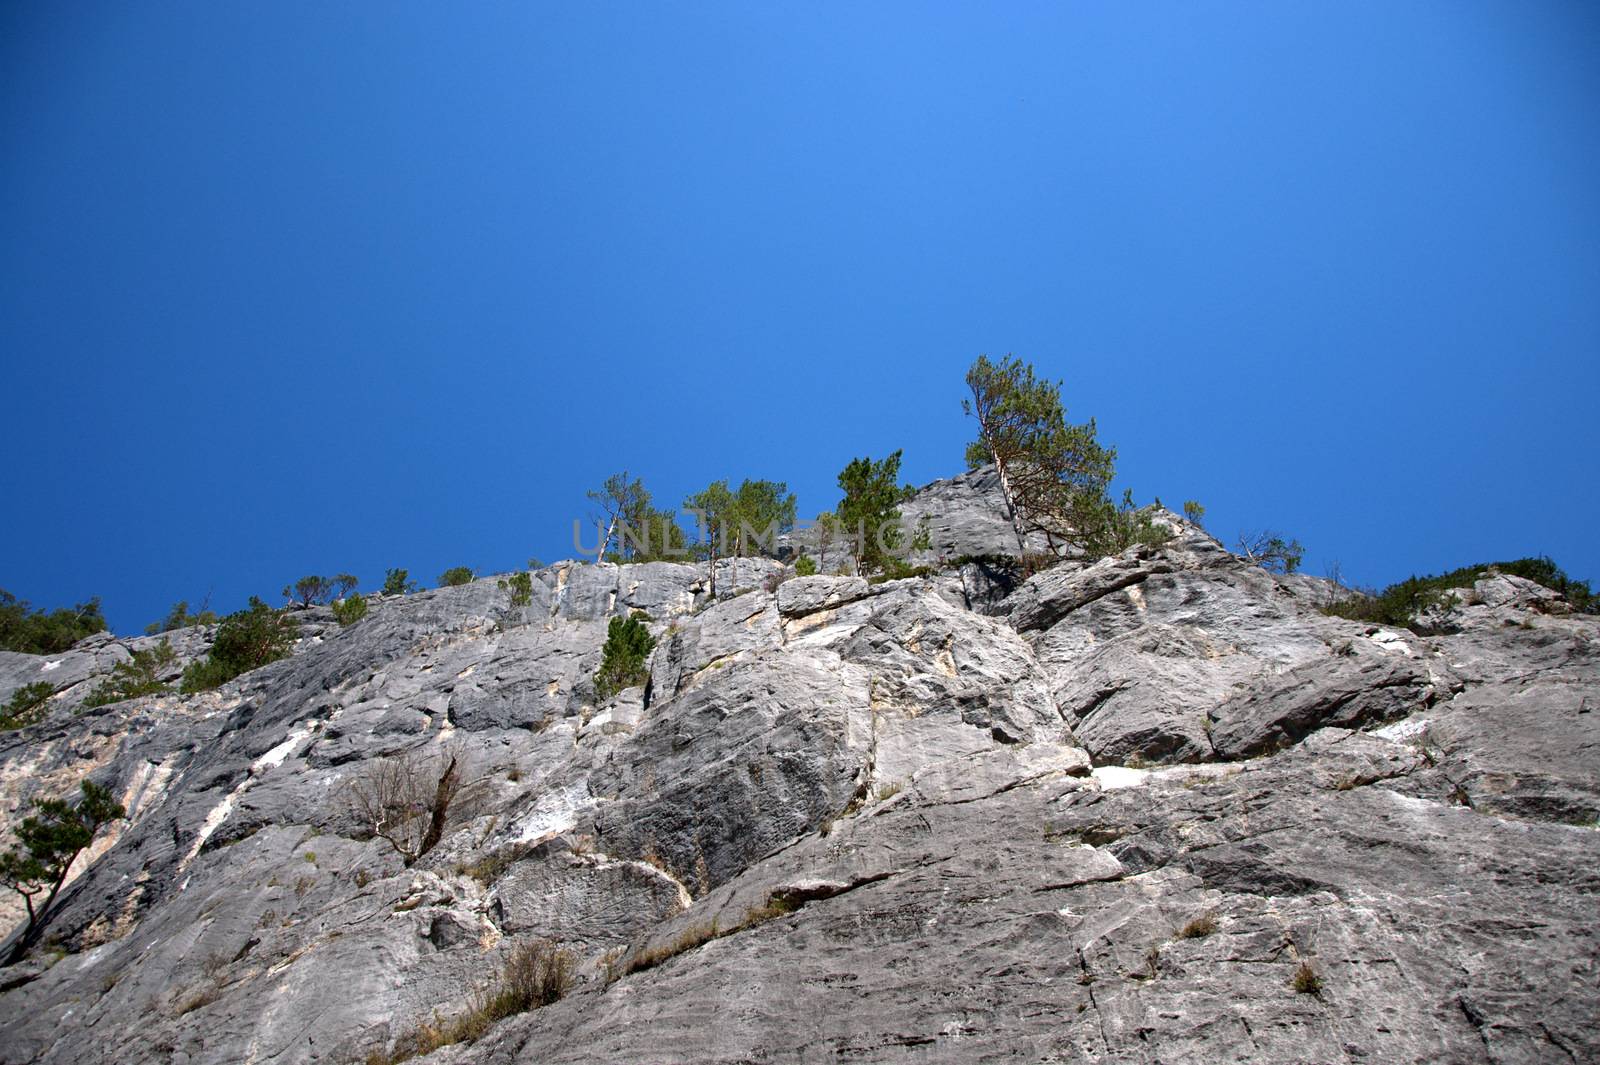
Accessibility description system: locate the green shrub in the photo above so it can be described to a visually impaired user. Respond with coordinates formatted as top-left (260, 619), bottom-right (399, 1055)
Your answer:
top-left (331, 596), bottom-right (369, 627)
top-left (0, 682), bottom-right (56, 731)
top-left (1182, 500), bottom-right (1205, 526)
top-left (870, 559), bottom-right (936, 585)
top-left (1291, 961), bottom-right (1322, 994)
top-left (438, 567), bottom-right (475, 588)
top-left (794, 556), bottom-right (818, 577)
top-left (180, 598), bottom-right (299, 692)
top-left (594, 612), bottom-right (655, 701)
top-left (381, 568), bottom-right (419, 596)
top-left (83, 640), bottom-right (176, 707)
top-left (0, 590), bottom-right (106, 655)
top-left (1324, 555), bottom-right (1596, 629)
top-left (1076, 490), bottom-right (1173, 559)
top-left (145, 601), bottom-right (218, 635)
top-left (498, 572), bottom-right (533, 608)
top-left (1482, 556), bottom-right (1595, 613)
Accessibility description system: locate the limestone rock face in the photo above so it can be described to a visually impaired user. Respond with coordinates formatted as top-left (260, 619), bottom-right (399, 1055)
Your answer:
top-left (0, 502), bottom-right (1596, 1065)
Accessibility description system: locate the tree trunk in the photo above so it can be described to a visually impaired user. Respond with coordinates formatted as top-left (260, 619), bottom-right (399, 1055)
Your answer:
top-left (983, 425), bottom-right (1029, 556)
top-left (708, 527), bottom-right (719, 600)
top-left (416, 755), bottom-right (459, 862)
top-left (2, 854), bottom-right (76, 967)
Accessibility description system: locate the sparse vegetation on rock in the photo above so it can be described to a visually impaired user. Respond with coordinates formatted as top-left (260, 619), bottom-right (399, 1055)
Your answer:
top-left (347, 747), bottom-right (462, 866)
top-left (83, 639), bottom-right (176, 707)
top-left (330, 596), bottom-right (368, 627)
top-left (1323, 555), bottom-right (1596, 631)
top-left (0, 423), bottom-right (1596, 1065)
top-left (363, 939), bottom-right (574, 1064)
top-left (0, 682), bottom-right (55, 731)
top-left (179, 597), bottom-right (298, 692)
top-left (438, 567), bottom-right (475, 588)
top-left (145, 600), bottom-right (218, 635)
top-left (497, 571), bottom-right (533, 608)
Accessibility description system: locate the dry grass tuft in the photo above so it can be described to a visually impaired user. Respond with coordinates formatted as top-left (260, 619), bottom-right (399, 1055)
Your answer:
top-left (1176, 913), bottom-right (1218, 939)
top-left (362, 939), bottom-right (575, 1065)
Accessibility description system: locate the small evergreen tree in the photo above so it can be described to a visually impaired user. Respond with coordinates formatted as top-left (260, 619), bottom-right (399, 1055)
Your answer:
top-left (684, 481), bottom-right (737, 598)
top-left (628, 508), bottom-right (691, 562)
top-left (593, 612), bottom-right (656, 701)
top-left (812, 511), bottom-right (840, 570)
top-left (330, 596), bottom-right (369, 627)
top-left (1, 779), bottom-right (125, 965)
top-left (83, 640), bottom-right (176, 708)
top-left (180, 598), bottom-right (299, 692)
top-left (795, 555), bottom-right (818, 577)
top-left (588, 472), bottom-right (649, 561)
top-left (729, 480), bottom-right (798, 557)
top-left (836, 451), bottom-right (913, 575)
top-left (1072, 489), bottom-right (1174, 559)
top-left (498, 572), bottom-right (534, 608)
top-left (1182, 500), bottom-right (1205, 526)
top-left (382, 569), bottom-right (419, 596)
top-left (0, 683), bottom-right (55, 731)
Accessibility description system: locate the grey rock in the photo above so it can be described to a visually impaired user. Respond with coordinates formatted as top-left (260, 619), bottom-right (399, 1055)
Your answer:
top-left (1209, 641), bottom-right (1460, 759)
top-left (1392, 678), bottom-right (1600, 825)
top-left (0, 524), bottom-right (1595, 1065)
top-left (895, 464), bottom-right (1051, 561)
top-left (775, 575), bottom-right (870, 617)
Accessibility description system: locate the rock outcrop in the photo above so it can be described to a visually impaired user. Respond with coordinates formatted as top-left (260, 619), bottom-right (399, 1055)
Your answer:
top-left (0, 496), bottom-right (1594, 1065)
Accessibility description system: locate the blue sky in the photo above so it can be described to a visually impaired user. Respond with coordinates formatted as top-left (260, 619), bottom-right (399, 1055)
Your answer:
top-left (3, 2), bottom-right (1597, 635)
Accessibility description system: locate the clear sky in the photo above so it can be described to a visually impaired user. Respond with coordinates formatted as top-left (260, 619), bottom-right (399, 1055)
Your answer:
top-left (3, 2), bottom-right (1597, 635)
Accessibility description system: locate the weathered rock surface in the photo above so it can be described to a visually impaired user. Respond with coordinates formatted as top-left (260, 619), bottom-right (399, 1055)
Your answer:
top-left (0, 495), bottom-right (1595, 1065)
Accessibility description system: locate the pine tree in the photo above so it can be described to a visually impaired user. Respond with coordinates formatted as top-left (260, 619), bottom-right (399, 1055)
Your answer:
top-left (1, 779), bottom-right (125, 965)
top-left (837, 451), bottom-right (912, 575)
top-left (587, 472), bottom-right (648, 562)
top-left (684, 481), bottom-right (736, 598)
top-left (729, 480), bottom-right (797, 557)
top-left (963, 354), bottom-right (1117, 557)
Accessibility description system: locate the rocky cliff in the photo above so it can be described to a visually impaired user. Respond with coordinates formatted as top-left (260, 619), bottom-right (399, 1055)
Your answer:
top-left (0, 472), bottom-right (1595, 1065)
